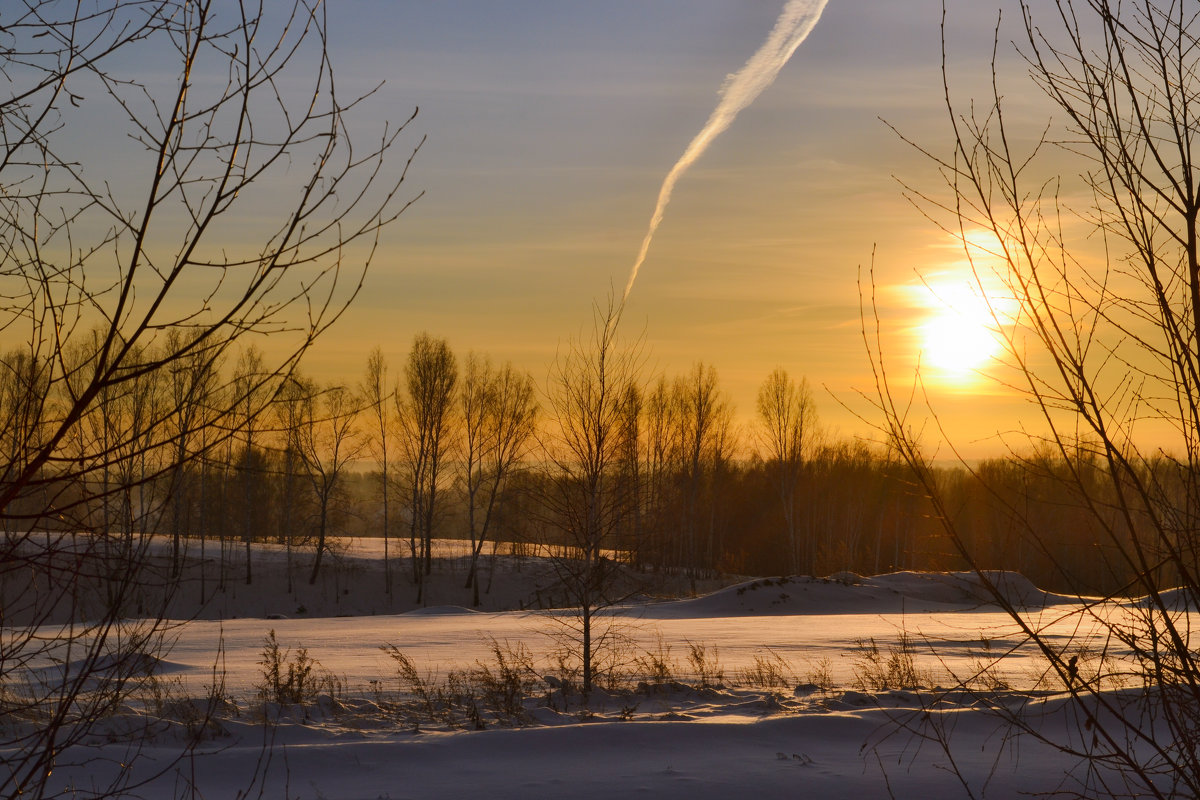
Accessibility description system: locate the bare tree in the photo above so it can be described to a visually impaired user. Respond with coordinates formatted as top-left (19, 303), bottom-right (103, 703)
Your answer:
top-left (642, 374), bottom-right (683, 567)
top-left (870, 2), bottom-right (1200, 796)
top-left (397, 333), bottom-right (457, 603)
top-left (361, 346), bottom-right (395, 595)
top-left (756, 368), bottom-right (817, 574)
top-left (273, 375), bottom-right (309, 595)
top-left (291, 379), bottom-right (362, 585)
top-left (459, 354), bottom-right (538, 606)
top-left (613, 382), bottom-right (644, 565)
top-left (675, 363), bottom-right (733, 587)
top-left (163, 330), bottom-right (222, 577)
top-left (0, 351), bottom-right (51, 526)
top-left (539, 298), bottom-right (642, 695)
top-left (291, 381), bottom-right (365, 586)
top-left (232, 346), bottom-right (270, 585)
top-left (0, 0), bottom-right (419, 796)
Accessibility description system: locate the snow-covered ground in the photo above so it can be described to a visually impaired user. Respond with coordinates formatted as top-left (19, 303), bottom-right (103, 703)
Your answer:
top-left (5, 539), bottom-right (1157, 798)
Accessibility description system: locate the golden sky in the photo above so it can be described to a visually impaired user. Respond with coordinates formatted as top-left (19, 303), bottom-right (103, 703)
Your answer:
top-left (9, 0), bottom-right (1191, 470)
top-left (292, 0), bottom-right (1059, 457)
top-left (40, 0), bottom-right (1102, 459)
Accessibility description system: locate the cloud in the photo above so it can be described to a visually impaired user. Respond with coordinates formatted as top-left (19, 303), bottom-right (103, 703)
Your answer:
top-left (621, 0), bottom-right (830, 303)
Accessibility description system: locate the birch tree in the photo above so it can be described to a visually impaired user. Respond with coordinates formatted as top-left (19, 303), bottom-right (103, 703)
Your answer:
top-left (397, 333), bottom-right (457, 603)
top-left (756, 368), bottom-right (817, 573)
top-left (459, 354), bottom-right (538, 606)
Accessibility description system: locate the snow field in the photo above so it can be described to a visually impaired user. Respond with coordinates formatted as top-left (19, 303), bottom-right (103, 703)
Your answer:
top-left (5, 542), bottom-right (1169, 799)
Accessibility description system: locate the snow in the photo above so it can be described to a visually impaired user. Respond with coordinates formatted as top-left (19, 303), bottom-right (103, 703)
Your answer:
top-left (96, 708), bottom-right (1079, 800)
top-left (4, 538), bottom-right (1158, 798)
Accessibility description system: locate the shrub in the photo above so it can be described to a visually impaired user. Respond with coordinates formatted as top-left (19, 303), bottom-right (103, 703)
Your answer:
top-left (382, 638), bottom-right (539, 729)
top-left (686, 641), bottom-right (724, 688)
top-left (257, 630), bottom-right (328, 706)
top-left (634, 636), bottom-right (676, 687)
top-left (469, 639), bottom-right (538, 725)
top-left (851, 634), bottom-right (930, 691)
top-left (739, 649), bottom-right (794, 689)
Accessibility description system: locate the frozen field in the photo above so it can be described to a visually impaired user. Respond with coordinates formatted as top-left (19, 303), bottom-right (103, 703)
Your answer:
top-left (4, 542), bottom-right (1170, 799)
top-left (160, 574), bottom-right (1098, 698)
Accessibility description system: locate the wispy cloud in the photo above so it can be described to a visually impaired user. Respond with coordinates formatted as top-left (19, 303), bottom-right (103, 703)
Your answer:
top-left (621, 0), bottom-right (830, 303)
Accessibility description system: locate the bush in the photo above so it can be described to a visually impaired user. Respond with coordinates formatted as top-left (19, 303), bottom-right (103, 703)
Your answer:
top-left (257, 630), bottom-right (330, 706)
top-left (382, 638), bottom-right (539, 729)
top-left (470, 639), bottom-right (539, 725)
top-left (738, 649), bottom-right (794, 689)
top-left (851, 635), bottom-right (931, 691)
top-left (686, 641), bottom-right (724, 688)
top-left (633, 636), bottom-right (676, 688)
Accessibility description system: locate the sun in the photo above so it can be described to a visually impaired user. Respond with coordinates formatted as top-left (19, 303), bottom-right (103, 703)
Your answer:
top-left (919, 281), bottom-right (1007, 377)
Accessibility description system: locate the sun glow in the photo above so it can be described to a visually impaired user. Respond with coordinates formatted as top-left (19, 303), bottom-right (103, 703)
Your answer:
top-left (919, 280), bottom-right (1012, 379)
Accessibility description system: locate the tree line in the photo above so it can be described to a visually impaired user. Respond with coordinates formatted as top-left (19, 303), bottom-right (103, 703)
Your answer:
top-left (4, 310), bottom-right (1165, 602)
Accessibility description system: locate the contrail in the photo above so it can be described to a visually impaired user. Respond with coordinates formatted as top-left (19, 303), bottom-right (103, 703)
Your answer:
top-left (621, 0), bottom-right (829, 303)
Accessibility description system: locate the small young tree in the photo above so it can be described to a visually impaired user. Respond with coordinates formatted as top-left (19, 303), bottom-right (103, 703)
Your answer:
top-left (540, 298), bottom-right (643, 695)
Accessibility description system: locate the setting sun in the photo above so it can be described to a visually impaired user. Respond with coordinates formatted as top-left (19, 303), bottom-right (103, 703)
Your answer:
top-left (919, 281), bottom-right (1010, 378)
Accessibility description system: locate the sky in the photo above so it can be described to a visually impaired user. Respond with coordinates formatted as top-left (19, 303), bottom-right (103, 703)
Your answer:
top-left (16, 0), bottom-right (1085, 458)
top-left (296, 0), bottom-right (1048, 456)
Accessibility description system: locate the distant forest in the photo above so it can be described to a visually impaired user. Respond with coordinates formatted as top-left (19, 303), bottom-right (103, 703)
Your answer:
top-left (2, 327), bottom-right (1159, 599)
